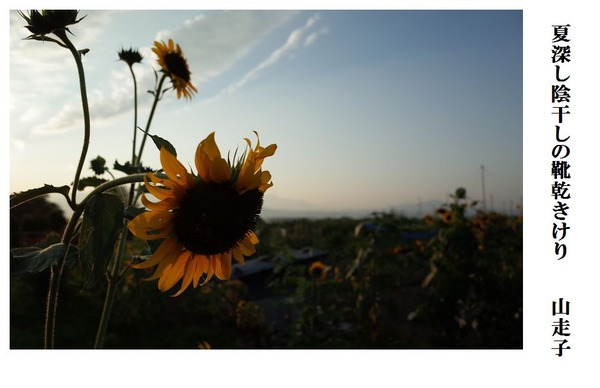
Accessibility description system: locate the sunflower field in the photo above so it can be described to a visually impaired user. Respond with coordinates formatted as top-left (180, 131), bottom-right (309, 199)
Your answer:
top-left (11, 188), bottom-right (522, 349)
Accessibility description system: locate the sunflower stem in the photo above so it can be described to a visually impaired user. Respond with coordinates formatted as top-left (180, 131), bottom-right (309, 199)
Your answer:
top-left (93, 71), bottom-right (165, 348)
top-left (42, 30), bottom-right (92, 349)
top-left (94, 276), bottom-right (119, 348)
top-left (94, 225), bottom-right (129, 349)
top-left (54, 31), bottom-right (91, 208)
top-left (135, 73), bottom-right (167, 167)
top-left (128, 64), bottom-right (139, 206)
top-left (43, 174), bottom-right (146, 348)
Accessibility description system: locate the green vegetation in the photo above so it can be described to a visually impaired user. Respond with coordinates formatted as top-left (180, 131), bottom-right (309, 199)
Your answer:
top-left (10, 189), bottom-right (522, 349)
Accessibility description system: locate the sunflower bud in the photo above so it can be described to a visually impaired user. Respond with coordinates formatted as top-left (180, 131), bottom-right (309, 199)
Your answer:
top-left (118, 47), bottom-right (143, 67)
top-left (19, 10), bottom-right (84, 39)
top-left (90, 156), bottom-right (107, 175)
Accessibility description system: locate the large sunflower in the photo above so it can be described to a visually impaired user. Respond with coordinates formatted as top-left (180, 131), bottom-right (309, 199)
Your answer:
top-left (128, 131), bottom-right (276, 296)
top-left (152, 39), bottom-right (198, 100)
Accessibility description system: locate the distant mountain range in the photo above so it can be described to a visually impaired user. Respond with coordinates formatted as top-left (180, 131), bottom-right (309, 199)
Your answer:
top-left (49, 191), bottom-right (519, 222)
top-left (260, 199), bottom-right (447, 221)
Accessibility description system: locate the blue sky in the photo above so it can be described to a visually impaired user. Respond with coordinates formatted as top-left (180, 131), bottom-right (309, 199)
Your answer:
top-left (9, 10), bottom-right (523, 213)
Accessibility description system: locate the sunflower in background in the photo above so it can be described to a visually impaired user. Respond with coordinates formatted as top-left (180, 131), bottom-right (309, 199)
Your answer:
top-left (308, 261), bottom-right (332, 281)
top-left (152, 39), bottom-right (198, 100)
top-left (128, 131), bottom-right (276, 296)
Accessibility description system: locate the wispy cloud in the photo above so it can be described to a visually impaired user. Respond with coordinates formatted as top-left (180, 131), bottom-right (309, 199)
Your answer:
top-left (31, 69), bottom-right (145, 136)
top-left (157, 11), bottom-right (298, 85)
top-left (11, 10), bottom-right (298, 138)
top-left (218, 13), bottom-right (327, 97)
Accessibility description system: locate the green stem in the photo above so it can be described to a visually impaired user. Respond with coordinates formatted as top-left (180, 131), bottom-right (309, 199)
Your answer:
top-left (44, 31), bottom-right (91, 349)
top-left (136, 73), bottom-right (167, 167)
top-left (130, 65), bottom-right (139, 167)
top-left (94, 225), bottom-right (129, 349)
top-left (94, 66), bottom-right (148, 349)
top-left (55, 31), bottom-right (91, 208)
top-left (128, 65), bottom-right (139, 206)
top-left (43, 174), bottom-right (146, 348)
top-left (94, 276), bottom-right (119, 349)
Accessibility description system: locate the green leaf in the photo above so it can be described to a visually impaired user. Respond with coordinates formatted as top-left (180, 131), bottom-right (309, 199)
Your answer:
top-left (113, 160), bottom-right (153, 175)
top-left (78, 193), bottom-right (125, 289)
top-left (90, 155), bottom-right (107, 175)
top-left (77, 176), bottom-right (108, 191)
top-left (137, 127), bottom-right (177, 156)
top-left (10, 184), bottom-right (70, 209)
top-left (151, 134), bottom-right (177, 157)
top-left (11, 234), bottom-right (78, 275)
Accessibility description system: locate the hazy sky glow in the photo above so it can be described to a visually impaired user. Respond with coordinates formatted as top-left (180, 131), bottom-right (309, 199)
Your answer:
top-left (9, 10), bottom-right (523, 213)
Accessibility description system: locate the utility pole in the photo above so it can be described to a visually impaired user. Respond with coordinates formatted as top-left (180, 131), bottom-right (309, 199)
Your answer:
top-left (481, 165), bottom-right (487, 211)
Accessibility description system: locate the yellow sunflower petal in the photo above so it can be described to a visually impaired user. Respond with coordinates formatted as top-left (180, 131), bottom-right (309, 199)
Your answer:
top-left (232, 247), bottom-right (245, 265)
top-left (237, 234), bottom-right (258, 256)
top-left (258, 143), bottom-right (277, 159)
top-left (132, 223), bottom-right (173, 241)
top-left (259, 170), bottom-right (274, 192)
top-left (210, 157), bottom-right (231, 183)
top-left (247, 230), bottom-right (259, 244)
top-left (202, 132), bottom-right (222, 159)
top-left (128, 214), bottom-right (173, 241)
top-left (214, 251), bottom-right (232, 280)
top-left (132, 236), bottom-right (180, 270)
top-left (195, 132), bottom-right (230, 183)
top-left (158, 250), bottom-right (190, 292)
top-left (144, 175), bottom-right (172, 201)
top-left (160, 147), bottom-right (193, 188)
top-left (192, 256), bottom-right (208, 288)
top-left (146, 257), bottom-right (176, 282)
top-left (201, 256), bottom-right (215, 285)
top-left (172, 252), bottom-right (197, 296)
top-left (141, 194), bottom-right (178, 212)
top-left (194, 137), bottom-right (211, 181)
top-left (128, 210), bottom-right (173, 232)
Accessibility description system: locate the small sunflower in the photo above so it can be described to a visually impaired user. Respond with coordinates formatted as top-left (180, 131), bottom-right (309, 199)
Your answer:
top-left (424, 213), bottom-right (434, 226)
top-left (152, 39), bottom-right (198, 100)
top-left (128, 131), bottom-right (276, 296)
top-left (118, 46), bottom-right (143, 67)
top-left (441, 211), bottom-right (453, 224)
top-left (308, 261), bottom-right (331, 281)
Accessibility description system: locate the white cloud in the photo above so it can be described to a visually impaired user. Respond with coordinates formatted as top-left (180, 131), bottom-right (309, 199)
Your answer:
top-left (161, 10), bottom-right (299, 84)
top-left (10, 138), bottom-right (26, 152)
top-left (30, 66), bottom-right (156, 137)
top-left (304, 27), bottom-right (328, 47)
top-left (12, 10), bottom-right (299, 138)
top-left (183, 14), bottom-right (206, 28)
top-left (18, 107), bottom-right (41, 123)
top-left (218, 13), bottom-right (326, 97)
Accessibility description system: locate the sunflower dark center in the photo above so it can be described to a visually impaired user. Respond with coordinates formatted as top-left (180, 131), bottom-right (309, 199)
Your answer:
top-left (164, 52), bottom-right (190, 82)
top-left (172, 182), bottom-right (263, 256)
